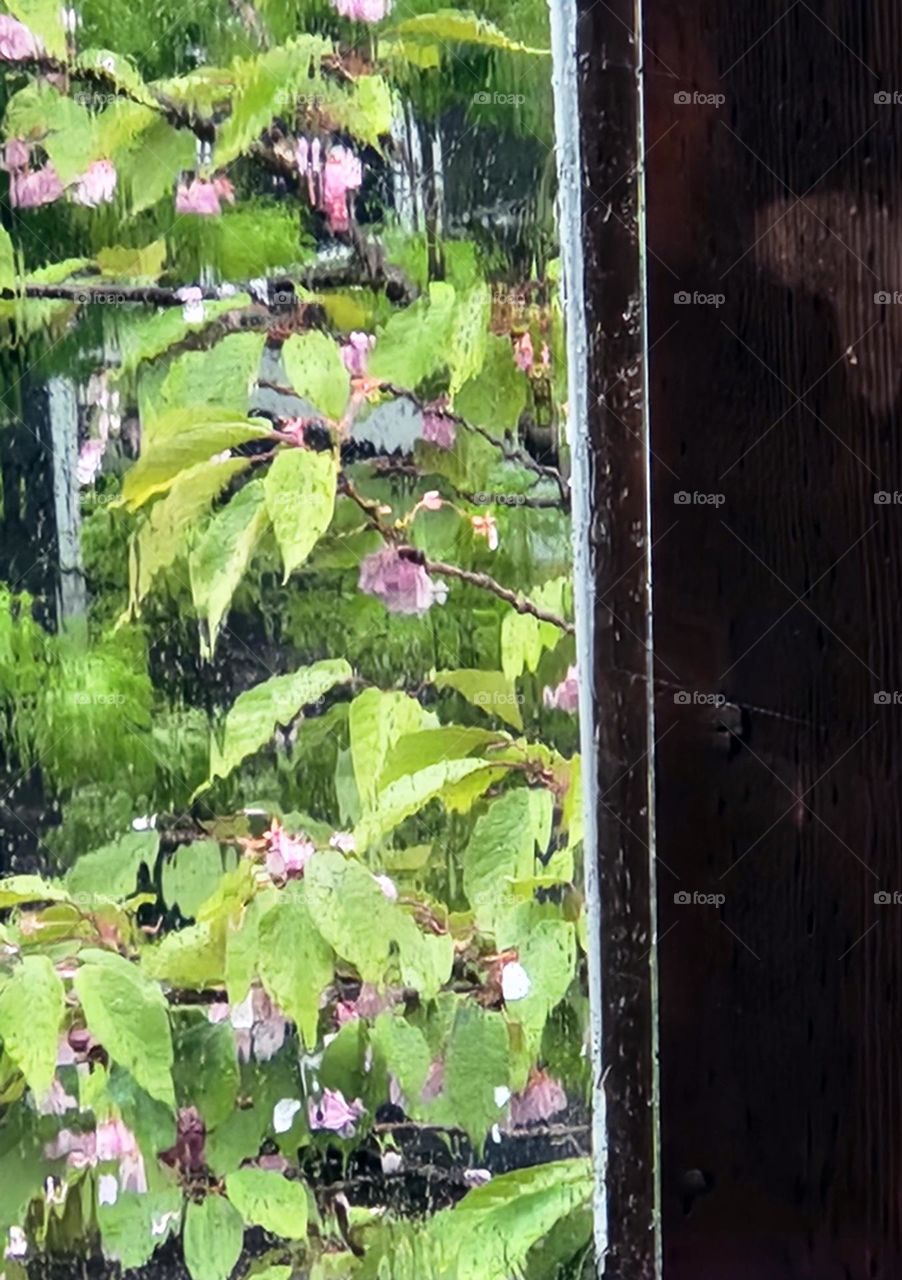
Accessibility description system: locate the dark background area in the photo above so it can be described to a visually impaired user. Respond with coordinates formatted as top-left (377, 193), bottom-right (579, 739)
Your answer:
top-left (641, 1), bottom-right (902, 1275)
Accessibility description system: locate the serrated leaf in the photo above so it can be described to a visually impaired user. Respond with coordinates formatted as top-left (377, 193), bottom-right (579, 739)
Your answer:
top-left (281, 331), bottom-right (350, 421)
top-left (162, 840), bottom-right (228, 918)
top-left (97, 241), bottom-right (167, 281)
top-left (75, 48), bottom-right (158, 107)
top-left (433, 669), bottom-right (523, 731)
top-left (463, 789), bottom-right (552, 937)
top-left (449, 282), bottom-right (489, 397)
top-left (371, 1013), bottom-right (430, 1100)
top-left (442, 1003), bottom-right (509, 1146)
top-left (0, 875), bottom-right (68, 907)
top-left (66, 831), bottom-right (157, 903)
top-left (0, 956), bottom-right (64, 1097)
top-left (348, 688), bottom-right (425, 810)
top-left (382, 10), bottom-right (549, 54)
top-left (131, 457), bottom-right (249, 610)
top-left (145, 334), bottom-right (265, 437)
top-left (74, 952), bottom-right (175, 1108)
top-left (455, 333), bottom-right (527, 432)
top-left (258, 881), bottom-right (333, 1048)
top-left (143, 922), bottom-right (226, 989)
top-left (225, 1167), bottom-right (308, 1239)
top-left (183, 1195), bottom-right (244, 1280)
top-left (214, 37), bottom-right (330, 167)
top-left (98, 1188), bottom-right (183, 1268)
top-left (172, 1013), bottom-right (239, 1128)
top-left (205, 658), bottom-right (352, 788)
top-left (123, 417), bottom-right (270, 509)
top-left (264, 448), bottom-right (337, 581)
top-left (355, 756), bottom-right (501, 849)
top-left (188, 479), bottom-right (271, 658)
top-left (0, 227), bottom-right (15, 292)
top-left (368, 283), bottom-right (457, 390)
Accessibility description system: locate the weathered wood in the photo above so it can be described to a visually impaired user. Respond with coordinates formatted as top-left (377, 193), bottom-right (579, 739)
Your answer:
top-left (643, 0), bottom-right (902, 1274)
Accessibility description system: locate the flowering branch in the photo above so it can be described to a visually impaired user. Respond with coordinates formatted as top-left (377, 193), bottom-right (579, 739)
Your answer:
top-left (396, 547), bottom-right (575, 634)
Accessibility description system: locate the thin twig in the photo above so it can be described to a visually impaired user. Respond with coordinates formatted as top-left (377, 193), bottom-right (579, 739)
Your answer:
top-left (397, 546), bottom-right (574, 634)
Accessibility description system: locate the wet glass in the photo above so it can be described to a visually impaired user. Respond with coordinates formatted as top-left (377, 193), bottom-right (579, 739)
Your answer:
top-left (0, 1), bottom-right (591, 1277)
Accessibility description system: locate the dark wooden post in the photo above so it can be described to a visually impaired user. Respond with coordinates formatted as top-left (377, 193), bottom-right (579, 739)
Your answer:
top-left (551, 0), bottom-right (661, 1274)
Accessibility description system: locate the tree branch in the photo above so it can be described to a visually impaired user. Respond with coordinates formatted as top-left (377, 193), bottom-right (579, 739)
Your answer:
top-left (397, 546), bottom-right (574, 634)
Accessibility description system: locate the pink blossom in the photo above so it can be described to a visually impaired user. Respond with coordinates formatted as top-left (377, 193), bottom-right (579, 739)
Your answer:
top-left (77, 438), bottom-right (106, 486)
top-left (36, 1078), bottom-right (78, 1116)
top-left (422, 410), bottom-right (456, 450)
top-left (540, 342), bottom-right (551, 369)
top-left (329, 830), bottom-right (356, 853)
top-left (257, 1152), bottom-right (291, 1172)
top-left (175, 285), bottom-right (204, 323)
top-left (308, 1087), bottom-right (364, 1138)
top-left (374, 873), bottom-right (397, 901)
top-left (335, 983), bottom-right (399, 1026)
top-left (4, 1226), bottom-right (27, 1260)
top-left (513, 332), bottom-right (534, 372)
top-left (359, 546), bottom-right (447, 615)
top-left (340, 331), bottom-right (375, 377)
top-left (463, 1168), bottom-right (492, 1187)
top-left (543, 665), bottom-right (579, 713)
top-left (471, 513), bottom-right (499, 551)
top-left (175, 178), bottom-right (223, 216)
top-left (10, 163), bottom-right (63, 209)
top-left (0, 14), bottom-right (42, 60)
top-left (265, 819), bottom-right (315, 880)
top-left (332, 0), bottom-right (391, 20)
top-left (226, 986), bottom-right (288, 1062)
top-left (2, 139), bottom-right (30, 171)
top-left (320, 145), bottom-right (362, 233)
top-left (420, 1057), bottom-right (444, 1102)
top-left (45, 1119), bottom-right (146, 1194)
top-left (213, 175), bottom-right (235, 205)
top-left (70, 159), bottom-right (117, 207)
top-left (508, 1070), bottom-right (567, 1127)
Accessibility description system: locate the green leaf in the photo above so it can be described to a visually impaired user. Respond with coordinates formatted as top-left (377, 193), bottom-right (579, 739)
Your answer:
top-left (162, 840), bottom-right (229, 918)
top-left (368, 283), bottom-right (457, 390)
top-left (145, 335), bottom-right (265, 437)
top-left (188, 480), bottom-right (271, 659)
top-left (0, 875), bottom-right (68, 907)
top-left (355, 757), bottom-right (502, 850)
top-left (371, 1013), bottom-right (430, 1101)
top-left (74, 952), bottom-right (175, 1108)
top-left (214, 37), bottom-right (330, 167)
top-left (258, 881), bottom-right (334, 1048)
top-left (183, 1195), bottom-right (245, 1280)
top-left (66, 831), bottom-right (157, 903)
top-left (205, 658), bottom-right (352, 788)
top-left (123, 416), bottom-right (271, 509)
top-left (382, 10), bottom-right (549, 55)
top-left (98, 1188), bottom-right (183, 1268)
top-left (0, 956), bottom-right (64, 1097)
top-left (431, 1159), bottom-right (593, 1279)
top-left (433, 669), bottom-right (523, 731)
top-left (131, 457), bottom-right (250, 609)
top-left (264, 448), bottom-right (338, 582)
top-left (455, 334), bottom-right (527, 432)
top-left (75, 48), bottom-right (158, 107)
top-left (143, 921), bottom-right (226, 989)
top-left (281, 331), bottom-right (350, 421)
top-left (303, 852), bottom-right (394, 984)
top-left (225, 1168), bottom-right (308, 1239)
top-left (172, 1013), bottom-right (239, 1128)
top-left (97, 241), bottom-right (167, 281)
top-left (348, 688), bottom-right (425, 810)
top-left (463, 789), bottom-right (552, 937)
top-left (442, 1003), bottom-right (509, 1146)
top-left (0, 226), bottom-right (15, 292)
top-left (449, 282), bottom-right (490, 397)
